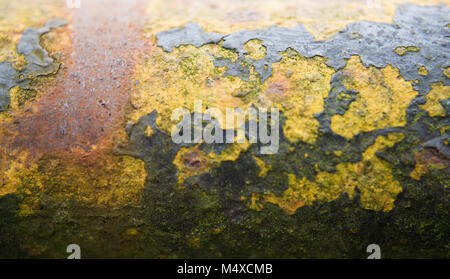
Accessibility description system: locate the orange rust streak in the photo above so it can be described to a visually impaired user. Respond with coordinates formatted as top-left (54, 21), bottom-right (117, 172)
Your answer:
top-left (5, 0), bottom-right (150, 160)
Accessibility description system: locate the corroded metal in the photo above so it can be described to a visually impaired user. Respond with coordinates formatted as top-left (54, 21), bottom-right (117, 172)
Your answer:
top-left (0, 0), bottom-right (448, 259)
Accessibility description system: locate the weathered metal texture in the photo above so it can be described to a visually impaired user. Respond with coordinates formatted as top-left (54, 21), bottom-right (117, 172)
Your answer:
top-left (0, 0), bottom-right (448, 259)
top-left (0, 62), bottom-right (16, 110)
top-left (0, 19), bottom-right (66, 110)
top-left (158, 4), bottom-right (449, 87)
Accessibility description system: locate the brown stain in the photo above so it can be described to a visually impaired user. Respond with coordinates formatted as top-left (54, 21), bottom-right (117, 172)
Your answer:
top-left (265, 77), bottom-right (290, 100)
top-left (183, 150), bottom-right (207, 170)
top-left (410, 148), bottom-right (449, 180)
top-left (3, 0), bottom-right (151, 161)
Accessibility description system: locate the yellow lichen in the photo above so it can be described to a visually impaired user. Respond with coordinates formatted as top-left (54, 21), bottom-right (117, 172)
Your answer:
top-left (1, 153), bottom-right (147, 213)
top-left (145, 125), bottom-right (154, 137)
top-left (9, 86), bottom-right (37, 109)
top-left (410, 154), bottom-right (429, 180)
top-left (0, 0), bottom-right (66, 68)
top-left (444, 67), bottom-right (450, 78)
top-left (0, 150), bottom-right (31, 196)
top-left (131, 44), bottom-right (257, 133)
top-left (253, 156), bottom-right (271, 177)
top-left (125, 228), bottom-right (139, 236)
top-left (244, 39), bottom-right (267, 60)
top-left (262, 49), bottom-right (334, 143)
top-left (0, 0), bottom-right (68, 129)
top-left (418, 65), bottom-right (428, 76)
top-left (394, 45), bottom-right (420, 56)
top-left (188, 237), bottom-right (201, 248)
top-left (327, 132), bottom-right (405, 211)
top-left (331, 56), bottom-right (417, 139)
top-left (133, 45), bottom-right (333, 182)
top-left (253, 132), bottom-right (404, 214)
top-left (174, 142), bottom-right (250, 185)
top-left (263, 174), bottom-right (315, 214)
top-left (420, 82), bottom-right (449, 117)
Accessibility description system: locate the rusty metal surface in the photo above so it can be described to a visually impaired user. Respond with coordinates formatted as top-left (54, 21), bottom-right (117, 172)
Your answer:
top-left (0, 0), bottom-right (448, 259)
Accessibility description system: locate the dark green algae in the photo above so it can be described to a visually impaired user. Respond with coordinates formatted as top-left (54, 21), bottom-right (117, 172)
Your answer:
top-left (1, 104), bottom-right (448, 258)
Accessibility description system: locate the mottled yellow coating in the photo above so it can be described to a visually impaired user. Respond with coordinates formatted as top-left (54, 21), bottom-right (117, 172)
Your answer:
top-left (145, 125), bottom-right (154, 137)
top-left (331, 132), bottom-right (404, 211)
top-left (131, 45), bottom-right (256, 133)
top-left (0, 0), bottom-right (66, 68)
top-left (188, 237), bottom-right (201, 248)
top-left (174, 142), bottom-right (250, 185)
top-left (262, 49), bottom-right (334, 143)
top-left (0, 0), bottom-right (69, 125)
top-left (253, 132), bottom-right (405, 213)
top-left (0, 150), bottom-right (30, 196)
top-left (262, 174), bottom-right (317, 214)
top-left (133, 43), bottom-right (335, 184)
top-left (253, 156), bottom-right (271, 177)
top-left (394, 45), bottom-right (420, 56)
top-left (420, 82), bottom-right (449, 117)
top-left (331, 56), bottom-right (418, 139)
top-left (125, 228), bottom-right (139, 236)
top-left (410, 154), bottom-right (429, 180)
top-left (444, 67), bottom-right (450, 78)
top-left (244, 39), bottom-right (267, 60)
top-left (1, 154), bottom-right (146, 214)
top-left (9, 86), bottom-right (28, 110)
top-left (418, 65), bottom-right (428, 76)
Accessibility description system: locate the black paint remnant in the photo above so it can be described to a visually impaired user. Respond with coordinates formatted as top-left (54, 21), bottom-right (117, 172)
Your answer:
top-left (157, 22), bottom-right (224, 52)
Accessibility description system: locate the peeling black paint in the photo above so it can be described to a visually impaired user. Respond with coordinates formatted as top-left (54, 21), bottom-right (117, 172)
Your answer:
top-left (157, 4), bottom-right (450, 92)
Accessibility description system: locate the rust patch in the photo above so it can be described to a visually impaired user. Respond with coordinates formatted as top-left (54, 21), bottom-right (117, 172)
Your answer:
top-left (3, 0), bottom-right (150, 161)
top-left (183, 150), bottom-right (207, 170)
top-left (410, 148), bottom-right (449, 180)
top-left (265, 78), bottom-right (290, 100)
